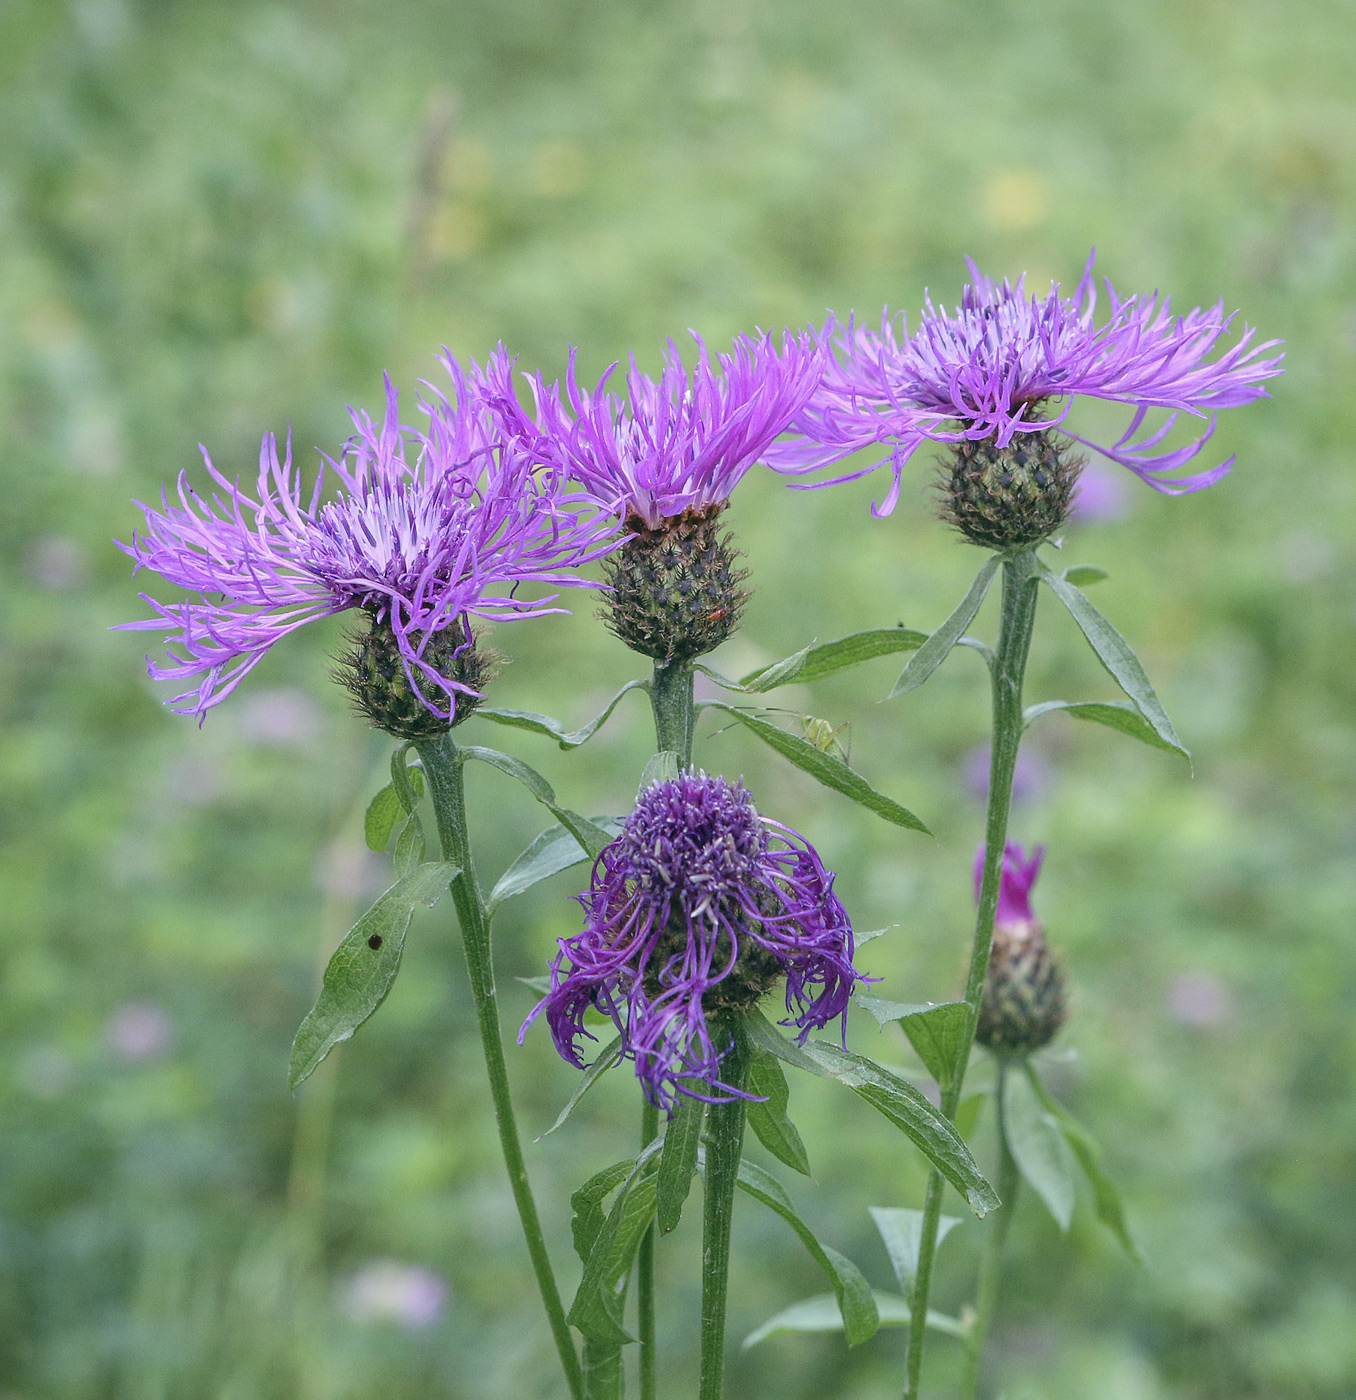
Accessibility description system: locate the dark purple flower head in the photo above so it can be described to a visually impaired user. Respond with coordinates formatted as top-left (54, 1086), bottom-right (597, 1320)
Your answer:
top-left (975, 842), bottom-right (1045, 927)
top-left (492, 330), bottom-right (825, 528)
top-left (771, 253), bottom-right (1283, 515)
top-left (522, 772), bottom-right (862, 1109)
top-left (118, 351), bottom-right (618, 720)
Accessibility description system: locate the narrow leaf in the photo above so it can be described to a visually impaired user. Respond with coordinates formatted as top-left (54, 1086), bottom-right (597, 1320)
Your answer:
top-left (737, 627), bottom-right (930, 691)
top-left (955, 1090), bottom-right (988, 1142)
top-left (389, 745), bottom-right (425, 816)
top-left (637, 750), bottom-right (680, 794)
top-left (743, 1008), bottom-right (831, 1078)
top-left (288, 862), bottom-right (457, 1089)
top-left (889, 555), bottom-right (1000, 697)
top-left (1024, 699), bottom-right (1189, 761)
top-left (743, 1292), bottom-right (968, 1350)
top-left (392, 814), bottom-right (426, 878)
top-left (868, 1207), bottom-right (963, 1292)
top-left (1063, 565), bottom-right (1108, 587)
top-left (656, 1089), bottom-right (705, 1233)
top-left (477, 679), bottom-right (649, 750)
top-left (731, 640), bottom-right (816, 692)
top-left (569, 1168), bottom-right (659, 1343)
top-left (570, 1159), bottom-right (634, 1262)
top-left (1026, 1064), bottom-right (1141, 1261)
top-left (543, 1035), bottom-right (624, 1138)
top-left (363, 784), bottom-right (404, 853)
top-left (487, 818), bottom-right (623, 915)
top-left (856, 996), bottom-right (973, 1093)
top-left (701, 703), bottom-right (930, 835)
top-left (1002, 1065), bottom-right (1076, 1230)
top-left (460, 745), bottom-right (614, 859)
top-left (746, 1054), bottom-right (811, 1176)
top-left (1037, 565), bottom-right (1186, 756)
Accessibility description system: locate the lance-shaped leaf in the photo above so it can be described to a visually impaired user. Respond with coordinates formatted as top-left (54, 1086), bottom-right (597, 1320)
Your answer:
top-left (889, 555), bottom-right (1000, 697)
top-left (1024, 699), bottom-right (1189, 762)
top-left (569, 1158), bottom-right (660, 1343)
top-left (868, 1207), bottom-right (963, 1292)
top-left (655, 1088), bottom-right (705, 1233)
top-left (746, 1053), bottom-right (811, 1177)
top-left (637, 750), bottom-right (680, 793)
top-left (460, 745), bottom-right (614, 859)
top-left (733, 627), bottom-right (931, 692)
top-left (701, 702), bottom-right (930, 835)
top-left (487, 818), bottom-right (623, 916)
top-left (571, 1159), bottom-right (635, 1262)
top-left (716, 1156), bottom-right (878, 1347)
top-left (743, 1291), bottom-right (968, 1350)
top-left (476, 678), bottom-right (649, 750)
top-left (542, 1035), bottom-right (624, 1138)
top-left (289, 861), bottom-right (458, 1089)
top-left (1036, 564), bottom-right (1185, 756)
top-left (392, 813), bottom-right (426, 878)
top-left (743, 1013), bottom-right (996, 1215)
top-left (1062, 565), bottom-right (1108, 587)
top-left (1026, 1063), bottom-right (1141, 1261)
top-left (1002, 1064), bottom-right (1076, 1230)
top-left (364, 761), bottom-right (426, 853)
top-left (857, 995), bottom-right (973, 1094)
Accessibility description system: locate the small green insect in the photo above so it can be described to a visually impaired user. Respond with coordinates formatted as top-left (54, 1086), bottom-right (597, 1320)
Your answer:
top-left (792, 713), bottom-right (851, 763)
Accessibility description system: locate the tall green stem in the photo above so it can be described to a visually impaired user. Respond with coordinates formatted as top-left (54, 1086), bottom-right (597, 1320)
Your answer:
top-left (650, 660), bottom-right (696, 763)
top-left (416, 734), bottom-right (584, 1400)
top-left (699, 1021), bottom-right (750, 1400)
top-left (903, 550), bottom-right (1039, 1399)
top-left (960, 1062), bottom-right (1022, 1400)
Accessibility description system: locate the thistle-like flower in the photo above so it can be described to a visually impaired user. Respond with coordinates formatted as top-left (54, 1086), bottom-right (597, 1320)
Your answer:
top-left (772, 254), bottom-right (1283, 546)
top-left (975, 843), bottom-right (1066, 1057)
top-left (118, 352), bottom-right (618, 730)
top-left (492, 331), bottom-right (824, 663)
top-left (522, 772), bottom-right (862, 1109)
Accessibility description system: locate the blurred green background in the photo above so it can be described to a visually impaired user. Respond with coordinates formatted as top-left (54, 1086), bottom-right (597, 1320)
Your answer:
top-left (2, 0), bottom-right (1354, 1396)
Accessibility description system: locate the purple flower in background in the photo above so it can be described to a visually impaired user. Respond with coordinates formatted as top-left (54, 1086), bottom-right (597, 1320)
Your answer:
top-left (522, 772), bottom-right (861, 1109)
top-left (771, 253), bottom-right (1283, 515)
top-left (492, 330), bottom-right (825, 527)
top-left (118, 352), bottom-right (618, 720)
top-left (342, 1260), bottom-right (448, 1329)
top-left (979, 842), bottom-right (1045, 927)
top-left (105, 1001), bottom-right (175, 1061)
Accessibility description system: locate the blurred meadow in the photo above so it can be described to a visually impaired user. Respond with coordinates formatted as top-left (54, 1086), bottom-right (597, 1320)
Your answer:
top-left (2, 0), bottom-right (1355, 1396)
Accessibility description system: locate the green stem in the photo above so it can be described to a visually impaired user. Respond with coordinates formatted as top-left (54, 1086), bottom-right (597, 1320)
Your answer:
top-left (416, 733), bottom-right (584, 1400)
top-left (638, 1096), bottom-right (659, 1400)
top-left (698, 1021), bottom-right (750, 1400)
top-left (650, 660), bottom-right (696, 765)
top-left (961, 1062), bottom-right (1022, 1400)
top-left (903, 550), bottom-right (1039, 1399)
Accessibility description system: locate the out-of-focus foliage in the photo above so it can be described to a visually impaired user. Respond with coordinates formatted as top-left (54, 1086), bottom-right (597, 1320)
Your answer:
top-left (1, 0), bottom-right (1354, 1396)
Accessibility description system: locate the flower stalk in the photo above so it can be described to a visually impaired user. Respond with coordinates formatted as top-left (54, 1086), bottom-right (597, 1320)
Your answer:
top-left (416, 734), bottom-right (584, 1400)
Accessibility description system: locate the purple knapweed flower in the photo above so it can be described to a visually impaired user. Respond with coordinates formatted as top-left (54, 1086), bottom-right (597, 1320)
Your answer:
top-left (118, 351), bottom-right (618, 721)
top-left (771, 253), bottom-right (1283, 515)
top-left (491, 330), bottom-right (825, 527)
top-left (979, 841), bottom-right (1045, 927)
top-left (522, 772), bottom-right (862, 1109)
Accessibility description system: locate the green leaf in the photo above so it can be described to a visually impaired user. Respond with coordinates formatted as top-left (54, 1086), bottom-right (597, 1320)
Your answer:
top-left (543, 1035), bottom-right (624, 1138)
top-left (700, 703), bottom-right (930, 835)
top-left (569, 1163), bottom-right (660, 1343)
top-left (743, 1291), bottom-right (968, 1350)
top-left (1024, 700), bottom-right (1189, 761)
top-left (392, 814), bottom-right (426, 878)
top-left (1063, 565), bottom-right (1108, 587)
top-left (1036, 565), bottom-right (1186, 757)
top-left (793, 1039), bottom-right (999, 1216)
top-left (655, 1088), bottom-right (705, 1233)
top-left (746, 1054), bottom-right (811, 1177)
top-left (637, 749), bottom-right (680, 794)
top-left (460, 746), bottom-right (614, 859)
top-left (889, 555), bottom-right (1000, 697)
top-left (728, 1157), bottom-right (879, 1346)
top-left (742, 627), bottom-right (931, 690)
top-left (742, 1008), bottom-right (832, 1077)
top-left (582, 1338), bottom-right (623, 1400)
top-left (570, 1159), bottom-right (635, 1262)
top-left (1026, 1064), bottom-right (1141, 1261)
top-left (476, 679), bottom-right (649, 750)
top-left (856, 996), bottom-right (973, 1093)
top-left (389, 744), bottom-right (425, 817)
top-left (363, 784), bottom-right (404, 853)
top-left (288, 862), bottom-right (458, 1089)
top-left (487, 818), bottom-right (623, 916)
top-left (1002, 1065), bottom-right (1076, 1230)
top-left (954, 1090), bottom-right (988, 1142)
top-left (868, 1207), bottom-right (963, 1292)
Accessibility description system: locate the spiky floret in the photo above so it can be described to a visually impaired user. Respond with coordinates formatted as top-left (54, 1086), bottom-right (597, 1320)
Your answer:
top-left (601, 504), bottom-right (750, 663)
top-left (768, 252), bottom-right (1284, 516)
top-left (118, 351), bottom-right (619, 723)
top-left (974, 844), bottom-right (1066, 1057)
top-left (940, 430), bottom-right (1084, 550)
top-left (521, 772), bottom-right (862, 1109)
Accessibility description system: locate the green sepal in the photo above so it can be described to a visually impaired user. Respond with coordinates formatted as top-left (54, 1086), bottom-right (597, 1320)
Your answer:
top-left (700, 702), bottom-right (930, 834)
top-left (487, 818), bottom-right (623, 916)
top-left (868, 1206), bottom-right (963, 1292)
top-left (889, 554), bottom-right (1000, 697)
top-left (459, 745), bottom-right (614, 859)
top-left (743, 1291), bottom-right (968, 1350)
top-left (746, 1053), bottom-right (811, 1176)
top-left (288, 861), bottom-right (458, 1089)
top-left (655, 1087), bottom-right (705, 1233)
top-left (542, 1035), bottom-right (624, 1138)
top-left (1024, 699), bottom-right (1189, 762)
top-left (857, 995), bottom-right (973, 1094)
top-left (1001, 1063), bottom-right (1076, 1230)
top-left (476, 679), bottom-right (650, 749)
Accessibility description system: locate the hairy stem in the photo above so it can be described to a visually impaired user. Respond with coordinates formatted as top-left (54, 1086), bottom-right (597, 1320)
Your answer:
top-left (903, 550), bottom-right (1038, 1398)
top-left (416, 734), bottom-right (584, 1400)
top-left (650, 660), bottom-right (696, 765)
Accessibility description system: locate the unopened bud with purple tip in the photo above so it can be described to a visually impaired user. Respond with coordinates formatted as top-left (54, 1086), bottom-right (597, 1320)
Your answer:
top-left (521, 772), bottom-right (863, 1109)
top-left (975, 843), bottom-right (1066, 1057)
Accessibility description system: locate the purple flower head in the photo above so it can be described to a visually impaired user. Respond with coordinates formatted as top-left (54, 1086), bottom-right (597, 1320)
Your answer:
top-left (491, 330), bottom-right (825, 528)
top-left (522, 772), bottom-right (862, 1109)
top-left (975, 842), bottom-right (1045, 927)
top-left (118, 350), bottom-right (619, 720)
top-left (771, 253), bottom-right (1283, 515)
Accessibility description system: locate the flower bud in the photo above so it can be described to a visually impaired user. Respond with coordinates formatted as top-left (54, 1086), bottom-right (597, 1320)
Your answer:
top-left (940, 430), bottom-right (1083, 551)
